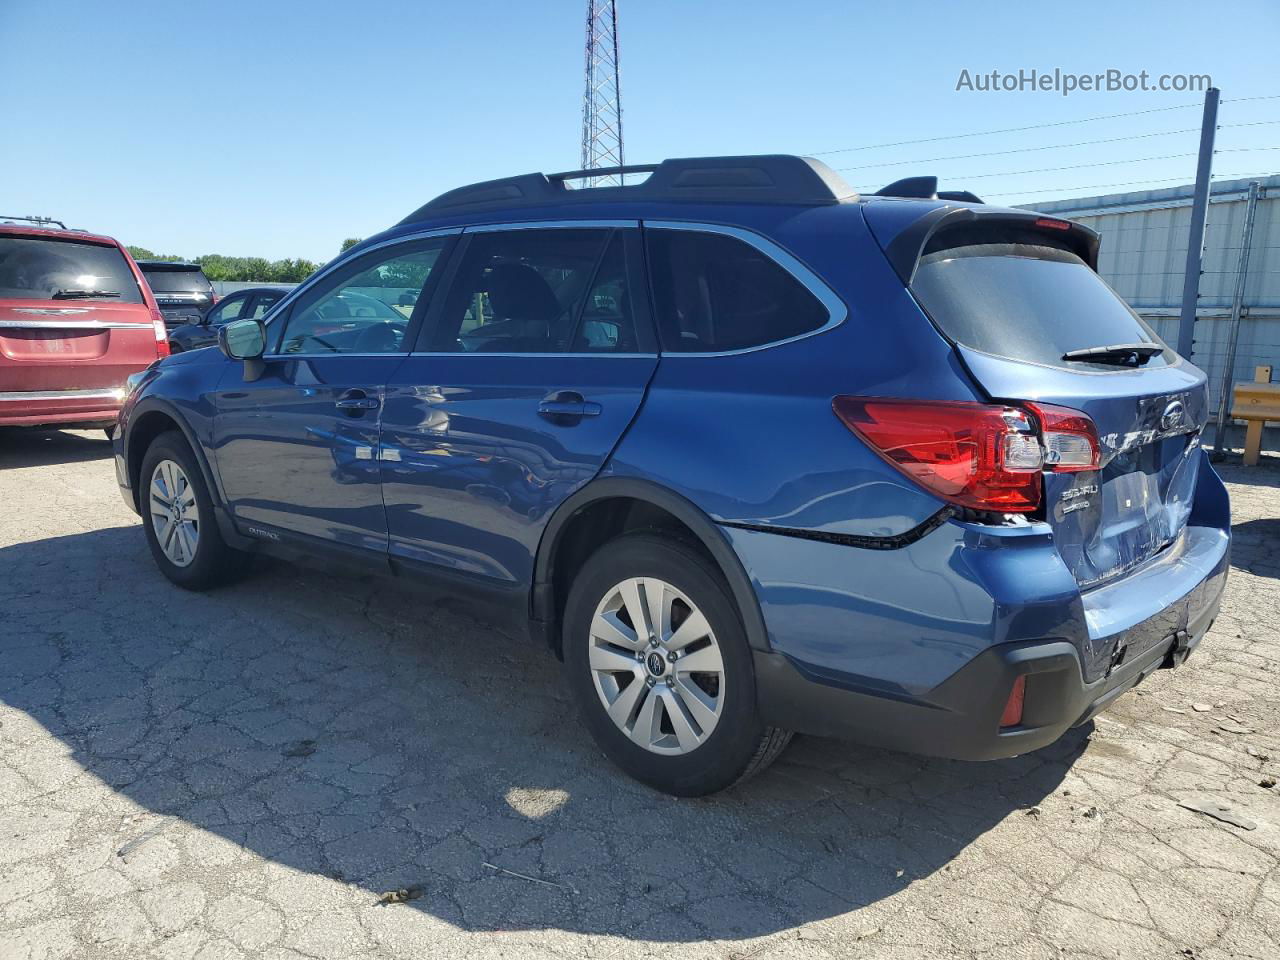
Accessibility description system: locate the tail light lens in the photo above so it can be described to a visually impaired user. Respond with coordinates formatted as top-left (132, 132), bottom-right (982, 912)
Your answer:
top-left (832, 397), bottom-right (1099, 514)
top-left (1024, 402), bottom-right (1100, 472)
top-left (151, 308), bottom-right (171, 358)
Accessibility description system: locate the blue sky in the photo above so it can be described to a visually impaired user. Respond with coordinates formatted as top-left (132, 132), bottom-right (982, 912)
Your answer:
top-left (3, 0), bottom-right (1278, 262)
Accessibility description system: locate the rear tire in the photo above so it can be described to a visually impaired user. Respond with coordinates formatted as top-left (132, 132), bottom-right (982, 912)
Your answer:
top-left (563, 533), bottom-right (791, 796)
top-left (139, 431), bottom-right (244, 590)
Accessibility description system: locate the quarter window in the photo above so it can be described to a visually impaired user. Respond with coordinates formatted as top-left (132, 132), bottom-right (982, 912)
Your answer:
top-left (276, 240), bottom-right (448, 355)
top-left (425, 228), bottom-right (639, 354)
top-left (646, 229), bottom-right (830, 352)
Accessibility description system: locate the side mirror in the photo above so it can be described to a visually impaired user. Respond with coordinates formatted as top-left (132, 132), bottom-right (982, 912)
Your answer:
top-left (217, 318), bottom-right (268, 380)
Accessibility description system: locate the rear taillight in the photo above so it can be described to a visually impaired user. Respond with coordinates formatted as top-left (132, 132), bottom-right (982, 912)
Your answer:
top-left (1024, 403), bottom-right (1100, 472)
top-left (832, 397), bottom-right (1099, 514)
top-left (151, 308), bottom-right (170, 358)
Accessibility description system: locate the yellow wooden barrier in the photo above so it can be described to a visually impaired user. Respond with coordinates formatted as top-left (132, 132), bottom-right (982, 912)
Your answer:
top-left (1230, 364), bottom-right (1277, 466)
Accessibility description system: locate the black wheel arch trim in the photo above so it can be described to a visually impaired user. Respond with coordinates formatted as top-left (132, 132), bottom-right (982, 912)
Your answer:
top-left (125, 397), bottom-right (252, 550)
top-left (531, 476), bottom-right (773, 654)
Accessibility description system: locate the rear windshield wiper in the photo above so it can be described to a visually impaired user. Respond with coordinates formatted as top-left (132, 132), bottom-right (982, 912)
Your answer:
top-left (1062, 342), bottom-right (1163, 366)
top-left (52, 289), bottom-right (122, 300)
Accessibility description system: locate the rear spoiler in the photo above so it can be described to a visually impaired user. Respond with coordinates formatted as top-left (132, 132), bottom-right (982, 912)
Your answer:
top-left (880, 207), bottom-right (1100, 285)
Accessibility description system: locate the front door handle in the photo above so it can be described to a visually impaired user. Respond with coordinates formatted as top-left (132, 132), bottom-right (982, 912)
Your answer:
top-left (538, 390), bottom-right (602, 422)
top-left (335, 389), bottom-right (380, 412)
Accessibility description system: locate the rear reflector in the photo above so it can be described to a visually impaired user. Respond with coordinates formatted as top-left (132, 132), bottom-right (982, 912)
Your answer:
top-left (833, 397), bottom-right (1042, 513)
top-left (1000, 675), bottom-right (1026, 728)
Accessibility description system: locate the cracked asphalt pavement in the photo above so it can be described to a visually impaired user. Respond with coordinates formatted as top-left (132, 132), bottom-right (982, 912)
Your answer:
top-left (2, 428), bottom-right (1279, 960)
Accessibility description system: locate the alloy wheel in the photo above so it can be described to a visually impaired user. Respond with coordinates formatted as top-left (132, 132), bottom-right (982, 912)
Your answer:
top-left (149, 459), bottom-right (199, 568)
top-left (588, 576), bottom-right (725, 755)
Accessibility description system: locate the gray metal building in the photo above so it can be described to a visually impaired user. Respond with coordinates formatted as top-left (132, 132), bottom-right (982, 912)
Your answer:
top-left (1024, 174), bottom-right (1279, 420)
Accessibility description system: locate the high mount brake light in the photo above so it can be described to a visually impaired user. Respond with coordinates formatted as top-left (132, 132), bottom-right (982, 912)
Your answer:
top-left (832, 397), bottom-right (1100, 513)
top-left (1034, 217), bottom-right (1072, 231)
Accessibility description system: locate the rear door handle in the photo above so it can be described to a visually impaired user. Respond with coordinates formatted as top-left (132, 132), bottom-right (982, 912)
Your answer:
top-left (335, 389), bottom-right (380, 411)
top-left (538, 390), bottom-right (602, 421)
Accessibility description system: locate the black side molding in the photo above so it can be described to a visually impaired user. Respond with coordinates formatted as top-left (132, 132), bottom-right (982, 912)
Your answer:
top-left (719, 507), bottom-right (955, 550)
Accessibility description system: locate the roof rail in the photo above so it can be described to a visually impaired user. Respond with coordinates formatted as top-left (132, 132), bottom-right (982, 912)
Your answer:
top-left (874, 177), bottom-right (984, 204)
top-left (400, 154), bottom-right (858, 222)
top-left (1, 215), bottom-right (68, 229)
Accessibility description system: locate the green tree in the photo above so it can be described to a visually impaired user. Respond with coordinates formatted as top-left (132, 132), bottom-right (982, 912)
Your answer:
top-left (125, 246), bottom-right (321, 282)
top-left (126, 245), bottom-right (183, 261)
top-left (340, 237), bottom-right (362, 253)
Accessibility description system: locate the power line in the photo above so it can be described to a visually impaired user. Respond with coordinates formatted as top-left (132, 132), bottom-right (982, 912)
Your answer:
top-left (833, 127), bottom-right (1199, 171)
top-left (810, 100), bottom-right (1202, 157)
top-left (938, 152), bottom-right (1197, 182)
top-left (985, 170), bottom-right (1277, 199)
top-left (1222, 119), bottom-right (1280, 129)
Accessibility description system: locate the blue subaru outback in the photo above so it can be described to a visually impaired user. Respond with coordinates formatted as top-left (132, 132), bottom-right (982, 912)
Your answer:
top-left (114, 155), bottom-right (1230, 796)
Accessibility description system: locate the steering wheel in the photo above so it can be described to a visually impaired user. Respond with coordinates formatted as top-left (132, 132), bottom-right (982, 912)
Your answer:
top-left (352, 322), bottom-right (402, 353)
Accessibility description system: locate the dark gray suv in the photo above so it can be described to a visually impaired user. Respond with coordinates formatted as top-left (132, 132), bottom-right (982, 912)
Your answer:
top-left (137, 260), bottom-right (216, 329)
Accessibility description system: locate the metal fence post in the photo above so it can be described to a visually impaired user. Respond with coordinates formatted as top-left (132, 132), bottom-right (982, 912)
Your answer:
top-left (1211, 180), bottom-right (1263, 461)
top-left (1176, 87), bottom-right (1220, 359)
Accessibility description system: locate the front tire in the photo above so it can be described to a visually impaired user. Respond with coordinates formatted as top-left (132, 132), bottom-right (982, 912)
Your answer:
top-left (139, 431), bottom-right (243, 590)
top-left (563, 533), bottom-right (791, 796)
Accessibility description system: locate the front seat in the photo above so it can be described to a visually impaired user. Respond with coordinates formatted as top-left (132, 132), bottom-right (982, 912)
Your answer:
top-left (480, 262), bottom-right (564, 351)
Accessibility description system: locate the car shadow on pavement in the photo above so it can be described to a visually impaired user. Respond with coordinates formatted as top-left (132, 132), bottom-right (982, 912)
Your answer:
top-left (0, 428), bottom-right (113, 469)
top-left (1230, 518), bottom-right (1280, 579)
top-left (1, 525), bottom-right (1088, 945)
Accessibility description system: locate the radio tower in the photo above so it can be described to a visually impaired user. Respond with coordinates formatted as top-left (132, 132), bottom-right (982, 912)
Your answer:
top-left (580, 0), bottom-right (624, 186)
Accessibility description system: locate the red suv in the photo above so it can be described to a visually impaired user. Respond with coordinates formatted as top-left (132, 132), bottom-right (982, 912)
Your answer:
top-left (0, 221), bottom-right (169, 433)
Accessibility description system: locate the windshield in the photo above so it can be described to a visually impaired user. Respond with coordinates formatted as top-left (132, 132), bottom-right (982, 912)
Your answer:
top-left (911, 242), bottom-right (1174, 371)
top-left (141, 266), bottom-right (213, 294)
top-left (0, 235), bottom-right (143, 303)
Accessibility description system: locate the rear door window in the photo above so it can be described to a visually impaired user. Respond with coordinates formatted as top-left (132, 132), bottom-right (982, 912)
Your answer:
top-left (422, 228), bottom-right (643, 354)
top-left (205, 294), bottom-right (248, 326)
top-left (0, 235), bottom-right (143, 303)
top-left (247, 291), bottom-right (285, 319)
top-left (910, 240), bottom-right (1174, 371)
top-left (645, 229), bottom-right (831, 352)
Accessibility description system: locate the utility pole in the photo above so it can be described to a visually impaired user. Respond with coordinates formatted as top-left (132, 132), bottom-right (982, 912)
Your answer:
top-left (581, 0), bottom-right (624, 186)
top-left (1176, 87), bottom-right (1219, 359)
top-left (1210, 180), bottom-right (1262, 461)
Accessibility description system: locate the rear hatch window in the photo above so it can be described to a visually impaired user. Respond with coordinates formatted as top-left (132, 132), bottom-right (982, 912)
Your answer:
top-left (911, 237), bottom-right (1174, 371)
top-left (905, 224), bottom-right (1207, 599)
top-left (0, 235), bottom-right (143, 303)
top-left (140, 265), bottom-right (213, 294)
